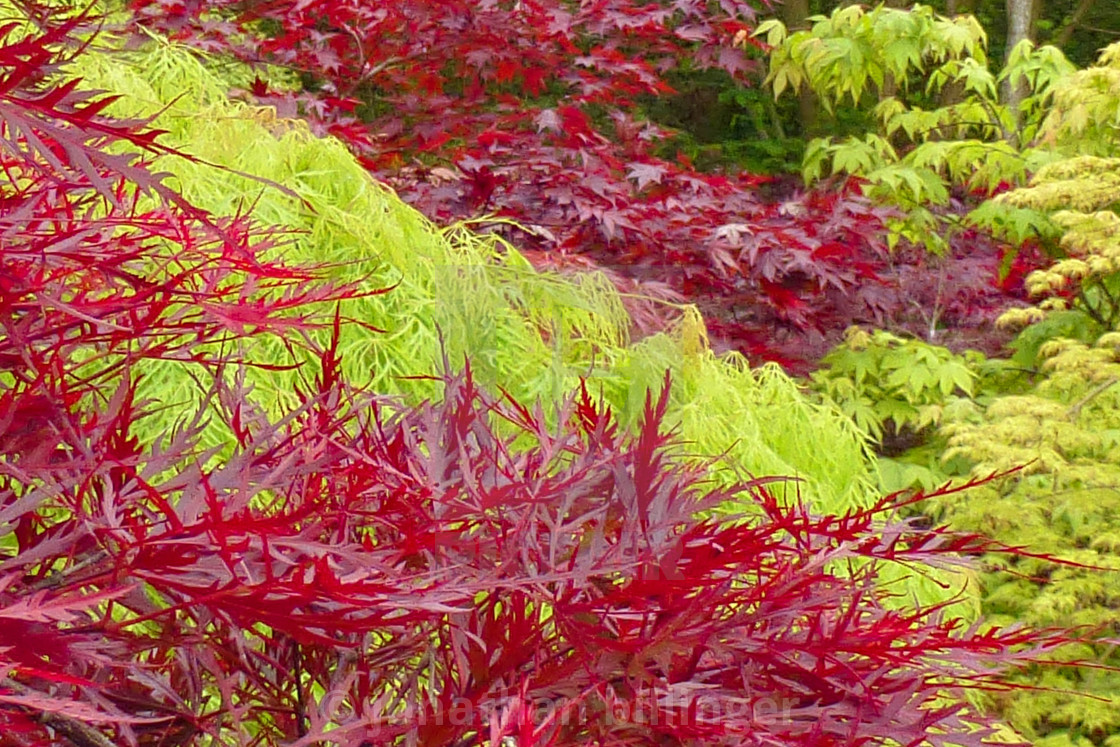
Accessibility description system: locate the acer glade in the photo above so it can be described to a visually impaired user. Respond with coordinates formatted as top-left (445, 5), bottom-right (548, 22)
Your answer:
top-left (0, 2), bottom-right (1105, 745)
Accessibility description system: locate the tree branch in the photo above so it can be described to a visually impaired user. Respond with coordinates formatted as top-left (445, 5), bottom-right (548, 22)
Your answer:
top-left (1078, 287), bottom-right (1109, 327)
top-left (2, 678), bottom-right (116, 747)
top-left (26, 550), bottom-right (109, 592)
top-left (1054, 0), bottom-right (1098, 48)
top-left (1068, 375), bottom-right (1119, 420)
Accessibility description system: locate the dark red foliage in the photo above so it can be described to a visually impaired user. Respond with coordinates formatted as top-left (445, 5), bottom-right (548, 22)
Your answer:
top-left (868, 234), bottom-right (1047, 358)
top-left (0, 7), bottom-right (1084, 747)
top-left (0, 8), bottom-right (347, 739)
top-left (0, 5), bottom-right (360, 389)
top-left (126, 0), bottom-right (924, 368)
top-left (1, 327), bottom-right (1079, 747)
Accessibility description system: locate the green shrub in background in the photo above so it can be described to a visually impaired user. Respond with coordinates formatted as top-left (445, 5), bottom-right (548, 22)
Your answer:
top-left (811, 326), bottom-right (990, 493)
top-left (759, 3), bottom-right (1076, 254)
top-left (813, 326), bottom-right (977, 441)
top-left (931, 337), bottom-right (1120, 744)
top-left (807, 41), bottom-right (1120, 746)
top-left (933, 51), bottom-right (1120, 740)
top-left (810, 326), bottom-right (1120, 742)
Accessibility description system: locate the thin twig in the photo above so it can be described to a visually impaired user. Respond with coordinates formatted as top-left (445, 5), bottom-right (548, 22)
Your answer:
top-left (1078, 287), bottom-right (1109, 328)
top-left (26, 550), bottom-right (109, 592)
top-left (1068, 375), bottom-right (1119, 420)
top-left (1095, 280), bottom-right (1120, 327)
top-left (1054, 0), bottom-right (1098, 47)
top-left (293, 640), bottom-right (308, 739)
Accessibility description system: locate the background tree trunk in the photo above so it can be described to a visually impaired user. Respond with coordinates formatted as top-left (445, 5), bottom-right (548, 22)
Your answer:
top-left (779, 0), bottom-right (819, 136)
top-left (946, 0), bottom-right (978, 15)
top-left (1005, 0), bottom-right (1040, 54)
top-left (1001, 0), bottom-right (1040, 133)
top-left (940, 0), bottom-right (978, 108)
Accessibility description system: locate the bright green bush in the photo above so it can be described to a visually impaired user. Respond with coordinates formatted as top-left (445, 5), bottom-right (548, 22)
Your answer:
top-left (71, 35), bottom-right (878, 514)
top-left (899, 43), bottom-right (1120, 745)
top-left (808, 323), bottom-right (1120, 742)
top-left (932, 338), bottom-right (1120, 744)
top-left (812, 326), bottom-right (978, 441)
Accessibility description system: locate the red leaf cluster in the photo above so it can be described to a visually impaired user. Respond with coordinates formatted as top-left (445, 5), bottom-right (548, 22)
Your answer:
top-left (126, 0), bottom-right (921, 368)
top-left (1, 339), bottom-right (1075, 746)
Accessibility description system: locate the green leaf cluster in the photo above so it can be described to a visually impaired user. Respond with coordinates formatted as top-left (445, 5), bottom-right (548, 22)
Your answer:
top-left (812, 326), bottom-right (977, 443)
top-left (810, 310), bottom-right (1120, 742)
top-left (761, 3), bottom-right (1075, 253)
top-left (866, 47), bottom-right (1120, 737)
top-left (992, 44), bottom-right (1120, 350)
top-left (809, 328), bottom-right (988, 618)
top-left (1038, 43), bottom-right (1120, 158)
top-left (758, 4), bottom-right (990, 109)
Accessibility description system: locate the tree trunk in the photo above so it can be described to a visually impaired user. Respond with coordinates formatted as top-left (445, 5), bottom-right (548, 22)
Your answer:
top-left (939, 0), bottom-right (977, 109)
top-left (779, 0), bottom-right (819, 136)
top-left (1005, 0), bottom-right (1040, 54)
top-left (1001, 0), bottom-right (1040, 133)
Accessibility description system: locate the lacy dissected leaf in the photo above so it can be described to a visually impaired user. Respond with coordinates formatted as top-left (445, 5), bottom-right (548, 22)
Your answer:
top-left (4, 334), bottom-right (1076, 745)
top-left (64, 37), bottom-right (881, 513)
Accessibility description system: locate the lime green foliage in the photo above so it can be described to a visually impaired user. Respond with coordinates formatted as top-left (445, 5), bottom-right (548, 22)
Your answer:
top-left (808, 325), bottom-right (1120, 740)
top-left (810, 327), bottom-right (990, 495)
top-left (617, 309), bottom-right (875, 510)
top-left (992, 44), bottom-right (1120, 354)
top-left (806, 327), bottom-right (986, 617)
top-left (942, 338), bottom-right (1120, 478)
top-left (963, 44), bottom-right (1120, 253)
top-left (933, 335), bottom-right (1120, 744)
top-left (69, 36), bottom-right (878, 513)
top-left (918, 46), bottom-right (1120, 742)
top-left (758, 5), bottom-right (990, 113)
top-left (995, 154), bottom-right (1120, 342)
top-left (1039, 43), bottom-right (1120, 158)
top-left (808, 112), bottom-right (1120, 733)
top-left (759, 3), bottom-right (1074, 253)
top-left (812, 326), bottom-right (977, 442)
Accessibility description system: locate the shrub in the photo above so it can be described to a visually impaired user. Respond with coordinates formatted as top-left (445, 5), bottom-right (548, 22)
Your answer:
top-left (880, 43), bottom-right (1120, 745)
